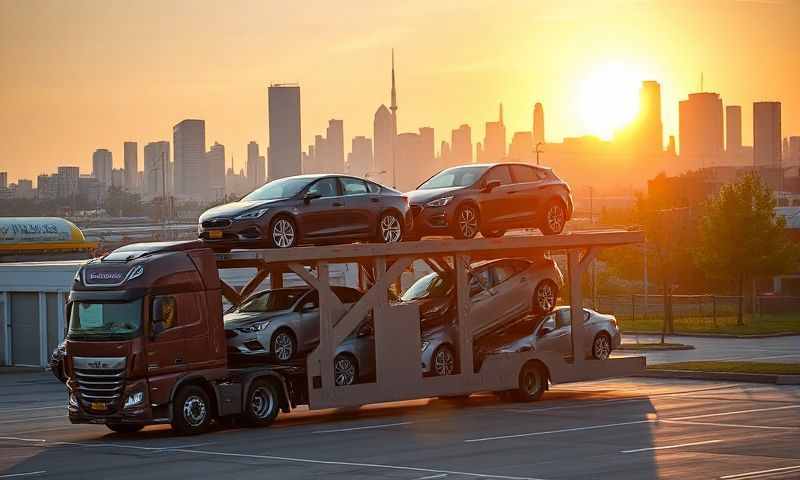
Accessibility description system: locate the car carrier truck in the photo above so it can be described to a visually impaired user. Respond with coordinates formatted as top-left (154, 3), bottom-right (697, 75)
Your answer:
top-left (64, 231), bottom-right (645, 435)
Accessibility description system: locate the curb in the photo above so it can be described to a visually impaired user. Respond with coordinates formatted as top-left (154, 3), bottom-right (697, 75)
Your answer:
top-left (622, 331), bottom-right (800, 339)
top-left (617, 344), bottom-right (695, 352)
top-left (635, 369), bottom-right (800, 385)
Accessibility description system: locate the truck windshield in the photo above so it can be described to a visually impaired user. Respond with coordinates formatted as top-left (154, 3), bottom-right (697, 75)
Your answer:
top-left (401, 272), bottom-right (452, 301)
top-left (68, 300), bottom-right (143, 340)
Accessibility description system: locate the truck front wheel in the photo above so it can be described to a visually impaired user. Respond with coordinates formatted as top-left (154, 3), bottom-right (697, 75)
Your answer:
top-left (172, 385), bottom-right (212, 435)
top-left (242, 379), bottom-right (281, 427)
top-left (106, 423), bottom-right (144, 434)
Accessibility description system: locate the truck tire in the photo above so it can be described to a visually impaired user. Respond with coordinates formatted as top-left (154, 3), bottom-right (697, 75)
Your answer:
top-left (172, 385), bottom-right (212, 435)
top-left (242, 379), bottom-right (281, 427)
top-left (513, 362), bottom-right (547, 402)
top-left (106, 423), bottom-right (144, 434)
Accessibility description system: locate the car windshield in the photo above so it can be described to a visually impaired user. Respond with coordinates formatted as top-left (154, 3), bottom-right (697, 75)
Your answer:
top-left (68, 300), bottom-right (142, 339)
top-left (418, 166), bottom-right (488, 190)
top-left (241, 177), bottom-right (313, 201)
top-left (401, 272), bottom-right (452, 301)
top-left (237, 290), bottom-right (306, 313)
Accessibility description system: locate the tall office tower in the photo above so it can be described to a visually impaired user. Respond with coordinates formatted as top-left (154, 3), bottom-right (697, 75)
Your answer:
top-left (325, 119), bottom-right (345, 173)
top-left (373, 104), bottom-right (394, 179)
top-left (389, 50), bottom-right (399, 186)
top-left (144, 141), bottom-right (171, 197)
top-left (451, 124), bottom-right (472, 166)
top-left (111, 168), bottom-right (125, 189)
top-left (0, 172), bottom-right (6, 190)
top-left (246, 141), bottom-right (265, 188)
top-left (666, 135), bottom-right (676, 156)
top-left (16, 179), bottom-right (33, 199)
top-left (638, 81), bottom-right (663, 152)
top-left (726, 105), bottom-right (743, 154)
top-left (483, 103), bottom-right (506, 162)
top-left (753, 102), bottom-right (781, 167)
top-left (678, 92), bottom-right (724, 168)
top-left (533, 102), bottom-right (545, 146)
top-left (92, 148), bottom-right (113, 187)
top-left (349, 136), bottom-right (373, 178)
top-left (56, 166), bottom-right (80, 198)
top-left (123, 141), bottom-right (138, 191)
top-left (207, 142), bottom-right (226, 201)
top-left (509, 132), bottom-right (533, 161)
top-left (173, 119), bottom-right (206, 199)
top-left (789, 137), bottom-right (800, 165)
top-left (440, 141), bottom-right (451, 166)
top-left (396, 132), bottom-right (423, 191)
top-left (267, 84), bottom-right (301, 180)
top-left (784, 138), bottom-right (790, 161)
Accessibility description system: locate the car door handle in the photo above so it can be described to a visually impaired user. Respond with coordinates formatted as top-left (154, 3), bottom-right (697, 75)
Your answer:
top-left (332, 202), bottom-right (344, 207)
top-left (370, 198), bottom-right (380, 203)
top-left (507, 190), bottom-right (519, 194)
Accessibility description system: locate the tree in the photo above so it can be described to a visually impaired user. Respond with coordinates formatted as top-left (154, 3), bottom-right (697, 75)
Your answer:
top-left (695, 173), bottom-right (800, 325)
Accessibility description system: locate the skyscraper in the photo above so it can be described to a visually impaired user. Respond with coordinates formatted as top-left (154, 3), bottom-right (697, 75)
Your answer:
top-left (173, 119), bottom-right (206, 199)
top-left (390, 49), bottom-right (398, 187)
top-left (509, 132), bottom-right (533, 161)
top-left (451, 124), bottom-right (472, 166)
top-left (123, 141), bottom-right (138, 191)
top-left (348, 136), bottom-right (373, 178)
top-left (207, 142), bottom-right (226, 201)
top-left (267, 84), bottom-right (301, 180)
top-left (726, 105), bottom-right (742, 154)
top-left (92, 148), bottom-right (113, 187)
top-left (144, 140), bottom-right (170, 197)
top-left (373, 104), bottom-right (394, 179)
top-left (325, 119), bottom-right (344, 173)
top-left (639, 81), bottom-right (663, 152)
top-left (532, 103), bottom-right (545, 146)
top-left (789, 137), bottom-right (800, 166)
top-left (678, 92), bottom-right (724, 168)
top-left (753, 101), bottom-right (781, 167)
top-left (246, 141), bottom-right (265, 189)
top-left (0, 172), bottom-right (7, 190)
top-left (483, 103), bottom-right (506, 162)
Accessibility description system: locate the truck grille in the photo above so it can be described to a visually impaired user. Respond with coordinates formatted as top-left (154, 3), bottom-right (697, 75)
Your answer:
top-left (74, 368), bottom-right (125, 401)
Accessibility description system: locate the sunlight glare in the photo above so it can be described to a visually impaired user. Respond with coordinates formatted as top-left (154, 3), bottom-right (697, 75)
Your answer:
top-left (577, 63), bottom-right (643, 140)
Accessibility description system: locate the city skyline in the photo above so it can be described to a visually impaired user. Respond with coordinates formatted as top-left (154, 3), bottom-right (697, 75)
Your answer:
top-left (1, 0), bottom-right (798, 184)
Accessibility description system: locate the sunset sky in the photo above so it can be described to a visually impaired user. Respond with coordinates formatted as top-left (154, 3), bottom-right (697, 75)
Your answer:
top-left (1, 0), bottom-right (798, 184)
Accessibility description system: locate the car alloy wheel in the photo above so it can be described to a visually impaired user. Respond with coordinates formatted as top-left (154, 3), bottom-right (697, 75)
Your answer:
top-left (535, 281), bottom-right (556, 313)
top-left (379, 213), bottom-right (402, 243)
top-left (272, 331), bottom-right (295, 361)
top-left (271, 218), bottom-right (296, 248)
top-left (457, 206), bottom-right (479, 239)
top-left (593, 334), bottom-right (611, 360)
top-left (433, 346), bottom-right (456, 376)
top-left (182, 395), bottom-right (208, 428)
top-left (334, 355), bottom-right (357, 386)
top-left (546, 203), bottom-right (565, 234)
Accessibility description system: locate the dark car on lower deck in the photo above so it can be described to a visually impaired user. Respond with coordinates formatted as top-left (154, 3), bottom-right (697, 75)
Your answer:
top-left (198, 174), bottom-right (412, 248)
top-left (405, 163), bottom-right (573, 239)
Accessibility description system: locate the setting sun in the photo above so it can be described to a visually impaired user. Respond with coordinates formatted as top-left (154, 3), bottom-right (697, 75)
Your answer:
top-left (576, 63), bottom-right (644, 140)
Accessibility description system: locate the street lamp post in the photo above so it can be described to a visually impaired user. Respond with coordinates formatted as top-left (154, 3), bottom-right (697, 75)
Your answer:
top-left (535, 142), bottom-right (543, 166)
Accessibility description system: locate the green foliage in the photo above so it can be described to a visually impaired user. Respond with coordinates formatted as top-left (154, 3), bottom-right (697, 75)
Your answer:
top-left (695, 173), bottom-right (800, 283)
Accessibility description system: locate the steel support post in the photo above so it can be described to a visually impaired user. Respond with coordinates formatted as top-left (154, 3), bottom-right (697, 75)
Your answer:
top-left (455, 254), bottom-right (473, 375)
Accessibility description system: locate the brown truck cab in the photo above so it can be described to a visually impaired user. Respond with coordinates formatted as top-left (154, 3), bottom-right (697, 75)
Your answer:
top-left (66, 241), bottom-right (300, 434)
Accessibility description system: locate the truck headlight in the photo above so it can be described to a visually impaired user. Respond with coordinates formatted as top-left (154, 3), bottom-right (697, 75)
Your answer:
top-left (234, 208), bottom-right (269, 220)
top-left (124, 391), bottom-right (144, 409)
top-left (236, 321), bottom-right (271, 333)
top-left (69, 392), bottom-right (78, 408)
top-left (421, 341), bottom-right (430, 352)
top-left (425, 196), bottom-right (453, 208)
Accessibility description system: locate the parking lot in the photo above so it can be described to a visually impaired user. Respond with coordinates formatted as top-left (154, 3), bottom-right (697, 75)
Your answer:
top-left (1, 373), bottom-right (798, 480)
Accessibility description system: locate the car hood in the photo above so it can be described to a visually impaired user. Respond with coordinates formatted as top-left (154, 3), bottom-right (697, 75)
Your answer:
top-left (200, 199), bottom-right (284, 221)
top-left (405, 186), bottom-right (464, 205)
top-left (223, 310), bottom-right (291, 328)
top-left (490, 333), bottom-right (537, 354)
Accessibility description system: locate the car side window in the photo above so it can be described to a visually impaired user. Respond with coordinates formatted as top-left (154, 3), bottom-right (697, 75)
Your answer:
top-left (340, 177), bottom-right (369, 196)
top-left (539, 316), bottom-right (556, 334)
top-left (151, 295), bottom-right (177, 335)
top-left (482, 165), bottom-right (513, 185)
top-left (366, 181), bottom-right (382, 194)
top-left (555, 309), bottom-right (571, 328)
top-left (307, 178), bottom-right (339, 198)
top-left (469, 268), bottom-right (492, 296)
top-left (511, 260), bottom-right (530, 274)
top-left (298, 291), bottom-right (319, 311)
top-left (492, 262), bottom-right (516, 284)
top-left (510, 165), bottom-right (540, 183)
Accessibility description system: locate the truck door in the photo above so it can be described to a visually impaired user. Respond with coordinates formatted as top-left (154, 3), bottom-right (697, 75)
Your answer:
top-left (145, 295), bottom-right (186, 375)
top-left (181, 292), bottom-right (213, 368)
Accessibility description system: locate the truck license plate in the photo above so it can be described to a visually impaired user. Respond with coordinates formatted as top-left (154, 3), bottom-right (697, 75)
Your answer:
top-left (90, 401), bottom-right (107, 411)
top-left (209, 230), bottom-right (223, 239)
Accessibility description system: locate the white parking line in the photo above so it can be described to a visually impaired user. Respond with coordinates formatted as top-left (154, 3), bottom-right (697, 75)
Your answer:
top-left (720, 464), bottom-right (800, 479)
top-left (465, 419), bottom-right (654, 443)
top-left (313, 421), bottom-right (414, 434)
top-left (670, 404), bottom-right (800, 421)
top-left (0, 472), bottom-right (46, 479)
top-left (413, 475), bottom-right (448, 480)
top-left (661, 420), bottom-right (800, 431)
top-left (620, 439), bottom-right (723, 453)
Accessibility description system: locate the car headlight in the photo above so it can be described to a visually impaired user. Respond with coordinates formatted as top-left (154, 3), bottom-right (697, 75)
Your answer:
top-left (236, 321), bottom-right (271, 333)
top-left (425, 196), bottom-right (453, 208)
top-left (234, 208), bottom-right (269, 220)
top-left (124, 391), bottom-right (144, 409)
top-left (421, 341), bottom-right (430, 352)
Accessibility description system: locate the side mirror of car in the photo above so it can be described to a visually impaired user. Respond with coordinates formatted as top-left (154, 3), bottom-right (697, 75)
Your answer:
top-left (538, 327), bottom-right (552, 337)
top-left (357, 323), bottom-right (374, 337)
top-left (303, 192), bottom-right (322, 204)
top-left (300, 302), bottom-right (317, 313)
top-left (482, 180), bottom-right (501, 192)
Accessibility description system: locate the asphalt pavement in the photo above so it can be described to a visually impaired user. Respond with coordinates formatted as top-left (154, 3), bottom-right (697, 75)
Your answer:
top-left (1, 371), bottom-right (798, 480)
top-left (620, 334), bottom-right (800, 365)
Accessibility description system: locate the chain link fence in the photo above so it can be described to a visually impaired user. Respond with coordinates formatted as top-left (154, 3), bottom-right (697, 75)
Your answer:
top-left (592, 294), bottom-right (743, 326)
